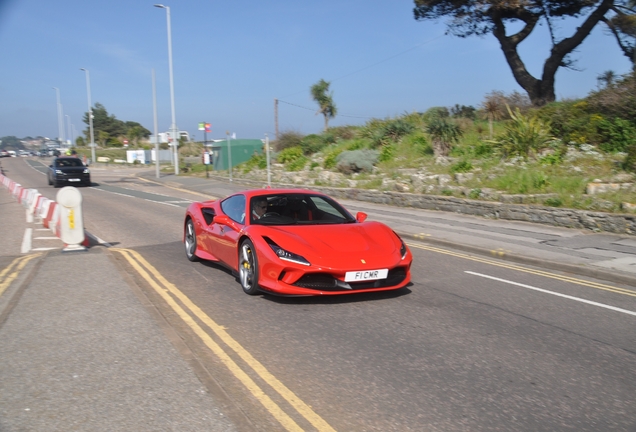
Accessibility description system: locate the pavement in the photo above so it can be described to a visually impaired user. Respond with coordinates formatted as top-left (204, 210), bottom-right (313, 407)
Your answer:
top-left (1, 165), bottom-right (636, 431)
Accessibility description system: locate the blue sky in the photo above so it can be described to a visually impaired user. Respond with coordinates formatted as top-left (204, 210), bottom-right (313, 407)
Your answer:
top-left (0, 0), bottom-right (631, 142)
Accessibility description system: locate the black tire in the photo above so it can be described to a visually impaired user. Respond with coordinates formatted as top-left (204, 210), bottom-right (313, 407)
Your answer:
top-left (48, 175), bottom-right (52, 186)
top-left (184, 219), bottom-right (199, 262)
top-left (239, 239), bottom-right (260, 295)
top-left (53, 180), bottom-right (60, 188)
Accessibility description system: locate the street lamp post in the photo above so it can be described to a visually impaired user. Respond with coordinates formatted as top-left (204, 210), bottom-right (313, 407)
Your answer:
top-left (154, 4), bottom-right (179, 176)
top-left (80, 68), bottom-right (96, 165)
top-left (65, 114), bottom-right (72, 147)
top-left (53, 87), bottom-right (64, 146)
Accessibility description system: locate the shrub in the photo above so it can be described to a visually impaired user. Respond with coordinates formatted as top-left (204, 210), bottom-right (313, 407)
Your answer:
top-left (623, 144), bottom-right (636, 173)
top-left (274, 131), bottom-right (304, 151)
top-left (335, 149), bottom-right (379, 174)
top-left (287, 156), bottom-right (308, 171)
top-left (490, 107), bottom-right (556, 159)
top-left (403, 133), bottom-right (432, 156)
top-left (426, 118), bottom-right (463, 157)
top-left (468, 188), bottom-right (481, 199)
top-left (543, 197), bottom-right (563, 207)
top-left (277, 146), bottom-right (303, 164)
top-left (379, 144), bottom-right (395, 162)
top-left (596, 117), bottom-right (636, 153)
top-left (300, 134), bottom-right (327, 155)
top-left (450, 159), bottom-right (473, 173)
top-left (323, 147), bottom-right (344, 169)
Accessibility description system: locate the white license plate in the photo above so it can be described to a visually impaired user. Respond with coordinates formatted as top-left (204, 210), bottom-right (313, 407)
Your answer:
top-left (68, 178), bottom-right (80, 182)
top-left (345, 269), bottom-right (388, 282)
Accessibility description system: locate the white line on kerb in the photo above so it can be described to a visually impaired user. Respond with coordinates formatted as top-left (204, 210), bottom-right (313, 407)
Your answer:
top-left (465, 271), bottom-right (636, 317)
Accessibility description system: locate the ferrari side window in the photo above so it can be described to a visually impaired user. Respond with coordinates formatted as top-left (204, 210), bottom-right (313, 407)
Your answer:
top-left (221, 194), bottom-right (246, 224)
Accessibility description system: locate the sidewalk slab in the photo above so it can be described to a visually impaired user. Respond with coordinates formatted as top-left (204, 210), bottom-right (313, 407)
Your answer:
top-left (0, 249), bottom-right (237, 431)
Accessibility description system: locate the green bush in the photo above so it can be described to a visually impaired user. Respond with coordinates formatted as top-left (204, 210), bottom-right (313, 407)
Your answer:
top-left (277, 146), bottom-right (303, 164)
top-left (450, 159), bottom-right (473, 173)
top-left (287, 156), bottom-right (308, 171)
top-left (622, 144), bottom-right (636, 173)
top-left (274, 131), bottom-right (304, 151)
top-left (597, 117), bottom-right (636, 153)
top-left (323, 147), bottom-right (343, 169)
top-left (490, 107), bottom-right (556, 159)
top-left (300, 134), bottom-right (327, 155)
top-left (379, 144), bottom-right (394, 162)
top-left (335, 149), bottom-right (379, 174)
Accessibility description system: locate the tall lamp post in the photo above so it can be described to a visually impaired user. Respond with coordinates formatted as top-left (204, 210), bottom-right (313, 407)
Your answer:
top-left (154, 3), bottom-right (179, 175)
top-left (80, 68), bottom-right (96, 165)
top-left (53, 87), bottom-right (64, 146)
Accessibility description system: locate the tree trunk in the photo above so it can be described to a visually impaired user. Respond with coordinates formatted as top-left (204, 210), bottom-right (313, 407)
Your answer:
top-left (491, 0), bottom-right (614, 106)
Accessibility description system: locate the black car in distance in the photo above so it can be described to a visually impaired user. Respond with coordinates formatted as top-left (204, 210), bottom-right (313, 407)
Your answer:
top-left (48, 157), bottom-right (91, 187)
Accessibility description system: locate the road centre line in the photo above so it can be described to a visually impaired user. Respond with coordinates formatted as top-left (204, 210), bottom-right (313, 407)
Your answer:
top-left (113, 248), bottom-right (335, 432)
top-left (466, 271), bottom-right (636, 317)
top-left (406, 242), bottom-right (636, 297)
top-left (0, 254), bottom-right (41, 297)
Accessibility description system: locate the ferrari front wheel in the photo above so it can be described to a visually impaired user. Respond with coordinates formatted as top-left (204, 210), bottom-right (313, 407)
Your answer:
top-left (239, 239), bottom-right (260, 295)
top-left (184, 219), bottom-right (199, 262)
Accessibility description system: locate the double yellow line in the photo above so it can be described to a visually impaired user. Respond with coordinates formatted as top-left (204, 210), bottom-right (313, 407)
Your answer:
top-left (407, 242), bottom-right (636, 297)
top-left (113, 248), bottom-right (335, 432)
top-left (0, 254), bottom-right (42, 297)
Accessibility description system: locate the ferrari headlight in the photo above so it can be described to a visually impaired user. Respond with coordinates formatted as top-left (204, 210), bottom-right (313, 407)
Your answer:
top-left (394, 231), bottom-right (408, 259)
top-left (266, 239), bottom-right (310, 266)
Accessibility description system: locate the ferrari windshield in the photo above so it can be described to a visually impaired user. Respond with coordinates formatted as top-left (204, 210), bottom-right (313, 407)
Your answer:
top-left (250, 193), bottom-right (356, 225)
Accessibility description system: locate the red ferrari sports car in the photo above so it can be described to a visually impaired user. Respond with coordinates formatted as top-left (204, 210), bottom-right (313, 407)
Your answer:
top-left (183, 189), bottom-right (412, 296)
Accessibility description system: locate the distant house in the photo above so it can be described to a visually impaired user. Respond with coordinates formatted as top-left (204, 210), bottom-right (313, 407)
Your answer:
top-left (149, 131), bottom-right (190, 144)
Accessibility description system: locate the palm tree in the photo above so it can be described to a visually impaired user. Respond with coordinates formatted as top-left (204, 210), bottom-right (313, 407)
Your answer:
top-left (426, 118), bottom-right (463, 158)
top-left (310, 79), bottom-right (337, 132)
top-left (482, 92), bottom-right (504, 139)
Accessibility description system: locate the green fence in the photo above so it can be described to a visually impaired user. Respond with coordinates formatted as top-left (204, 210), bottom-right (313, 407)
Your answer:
top-left (206, 139), bottom-right (263, 171)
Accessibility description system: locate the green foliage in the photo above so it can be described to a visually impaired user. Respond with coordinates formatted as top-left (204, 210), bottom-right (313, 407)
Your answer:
top-left (311, 79), bottom-right (337, 131)
top-left (588, 71), bottom-right (636, 124)
top-left (596, 117), bottom-right (636, 153)
top-left (468, 188), bottom-right (481, 199)
top-left (287, 156), bottom-right (308, 171)
top-left (402, 133), bottom-right (432, 156)
top-left (539, 153), bottom-right (563, 165)
top-left (300, 134), bottom-right (327, 155)
top-left (421, 106), bottom-right (450, 122)
top-left (323, 147), bottom-right (344, 169)
top-left (335, 149), bottom-right (379, 174)
top-left (623, 144), bottom-right (636, 173)
top-left (345, 138), bottom-right (371, 150)
top-left (426, 118), bottom-right (463, 157)
top-left (535, 100), bottom-right (594, 145)
top-left (490, 107), bottom-right (556, 159)
top-left (275, 131), bottom-right (304, 151)
top-left (240, 154), bottom-right (267, 173)
top-left (543, 197), bottom-right (563, 207)
top-left (379, 144), bottom-right (395, 162)
top-left (450, 159), bottom-right (473, 173)
top-left (277, 146), bottom-right (303, 164)
top-left (450, 104), bottom-right (477, 119)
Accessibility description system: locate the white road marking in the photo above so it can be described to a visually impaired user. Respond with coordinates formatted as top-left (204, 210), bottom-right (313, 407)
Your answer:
top-left (465, 271), bottom-right (636, 317)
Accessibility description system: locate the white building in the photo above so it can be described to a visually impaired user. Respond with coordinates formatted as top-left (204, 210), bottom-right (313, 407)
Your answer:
top-left (149, 130), bottom-right (190, 144)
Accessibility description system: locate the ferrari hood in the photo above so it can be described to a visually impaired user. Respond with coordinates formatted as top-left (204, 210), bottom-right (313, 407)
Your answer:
top-left (263, 222), bottom-right (399, 259)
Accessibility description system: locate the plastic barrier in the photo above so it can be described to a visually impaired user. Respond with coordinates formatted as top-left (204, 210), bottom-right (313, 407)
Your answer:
top-left (56, 187), bottom-right (86, 251)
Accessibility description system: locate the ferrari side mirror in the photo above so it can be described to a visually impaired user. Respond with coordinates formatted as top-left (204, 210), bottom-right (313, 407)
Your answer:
top-left (213, 215), bottom-right (231, 226)
top-left (356, 212), bottom-right (367, 223)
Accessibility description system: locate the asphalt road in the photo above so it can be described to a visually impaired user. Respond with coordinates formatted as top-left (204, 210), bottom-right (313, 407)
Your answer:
top-left (1, 156), bottom-right (635, 431)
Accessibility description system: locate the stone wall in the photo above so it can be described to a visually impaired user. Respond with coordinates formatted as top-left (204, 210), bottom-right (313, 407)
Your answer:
top-left (211, 174), bottom-right (636, 235)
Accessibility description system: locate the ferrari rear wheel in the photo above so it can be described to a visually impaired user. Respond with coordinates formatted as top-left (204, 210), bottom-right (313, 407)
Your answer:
top-left (239, 239), bottom-right (260, 295)
top-left (184, 219), bottom-right (199, 262)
